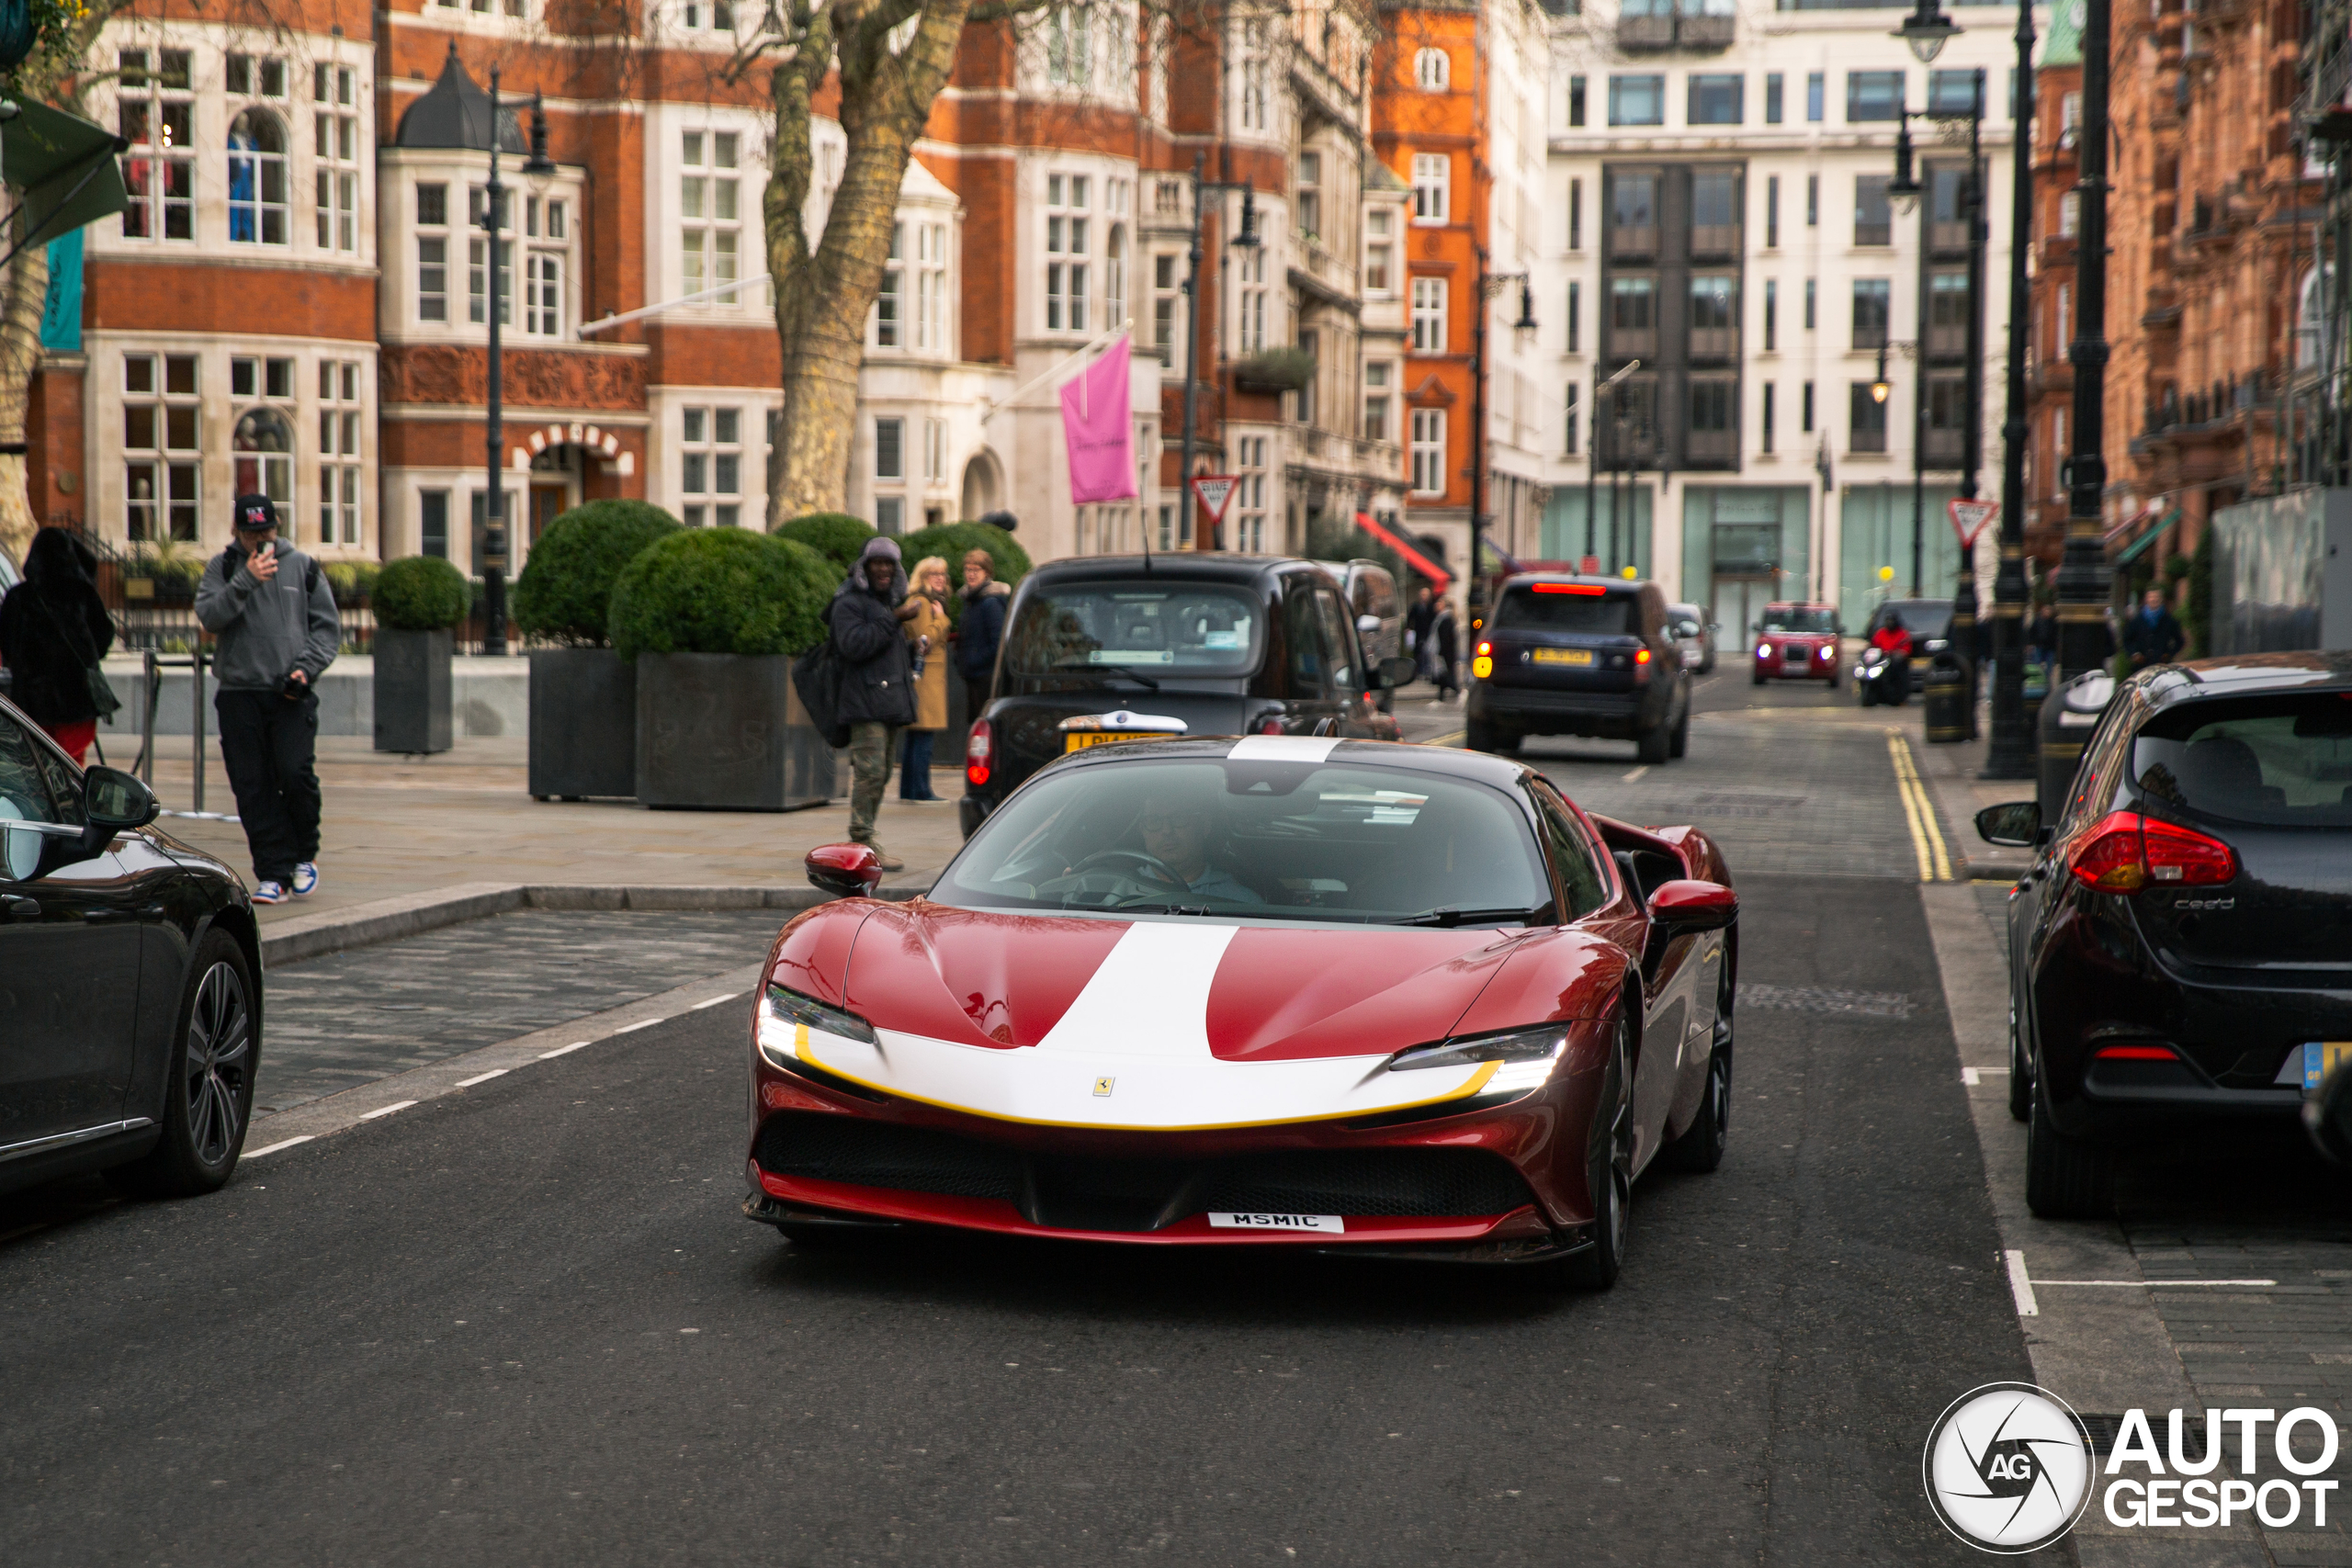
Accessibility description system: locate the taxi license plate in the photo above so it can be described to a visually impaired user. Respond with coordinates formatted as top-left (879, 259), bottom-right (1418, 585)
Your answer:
top-left (2302, 1041), bottom-right (2352, 1092)
top-left (1065, 731), bottom-right (1175, 753)
top-left (1531, 649), bottom-right (1595, 667)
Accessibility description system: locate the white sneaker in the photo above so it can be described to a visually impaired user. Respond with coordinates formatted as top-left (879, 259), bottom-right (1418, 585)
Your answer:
top-left (292, 862), bottom-right (320, 897)
top-left (252, 880), bottom-right (288, 905)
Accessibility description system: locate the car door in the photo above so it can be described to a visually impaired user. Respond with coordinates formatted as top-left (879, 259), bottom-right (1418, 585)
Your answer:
top-left (2017, 694), bottom-right (2139, 1059)
top-left (0, 711), bottom-right (146, 1152)
top-left (1278, 579), bottom-right (1344, 733)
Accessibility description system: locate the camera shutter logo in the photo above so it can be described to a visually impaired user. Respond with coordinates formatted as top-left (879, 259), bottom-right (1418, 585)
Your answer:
top-left (1923, 1382), bottom-right (2094, 1553)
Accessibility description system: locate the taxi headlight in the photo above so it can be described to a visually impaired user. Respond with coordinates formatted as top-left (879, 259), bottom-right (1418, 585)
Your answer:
top-left (1386, 1023), bottom-right (1570, 1094)
top-left (758, 984), bottom-right (877, 1068)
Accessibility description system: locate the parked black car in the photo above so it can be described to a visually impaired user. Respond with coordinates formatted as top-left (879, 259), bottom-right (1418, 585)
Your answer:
top-left (1, 694), bottom-right (263, 1200)
top-left (1976, 655), bottom-right (2352, 1217)
top-left (1464, 574), bottom-right (1691, 763)
top-left (958, 555), bottom-right (1413, 838)
top-left (1860, 597), bottom-right (1954, 694)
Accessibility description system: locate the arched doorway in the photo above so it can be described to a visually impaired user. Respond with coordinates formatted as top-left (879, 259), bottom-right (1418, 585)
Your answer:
top-left (959, 449), bottom-right (1002, 521)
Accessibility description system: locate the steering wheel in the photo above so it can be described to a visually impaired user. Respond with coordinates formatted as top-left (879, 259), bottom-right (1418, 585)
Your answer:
top-left (1069, 848), bottom-right (1186, 889)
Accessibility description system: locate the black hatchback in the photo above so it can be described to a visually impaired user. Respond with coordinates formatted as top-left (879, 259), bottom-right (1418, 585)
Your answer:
top-left (957, 556), bottom-right (1412, 837)
top-left (1975, 654), bottom-right (2352, 1217)
top-left (1464, 575), bottom-right (1690, 762)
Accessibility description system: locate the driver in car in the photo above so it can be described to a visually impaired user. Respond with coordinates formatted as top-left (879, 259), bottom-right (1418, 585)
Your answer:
top-left (1136, 788), bottom-right (1260, 904)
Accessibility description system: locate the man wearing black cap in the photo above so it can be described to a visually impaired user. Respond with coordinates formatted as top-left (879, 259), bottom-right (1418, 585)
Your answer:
top-left (194, 494), bottom-right (341, 904)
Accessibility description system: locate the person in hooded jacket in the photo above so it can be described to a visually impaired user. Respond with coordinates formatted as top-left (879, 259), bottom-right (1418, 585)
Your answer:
top-left (829, 536), bottom-right (917, 871)
top-left (0, 527), bottom-right (117, 763)
top-left (954, 547), bottom-right (1011, 727)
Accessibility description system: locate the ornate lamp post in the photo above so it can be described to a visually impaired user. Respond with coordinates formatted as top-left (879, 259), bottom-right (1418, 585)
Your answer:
top-left (480, 70), bottom-right (556, 654)
top-left (1177, 157), bottom-right (1261, 549)
top-left (1982, 0), bottom-right (2040, 778)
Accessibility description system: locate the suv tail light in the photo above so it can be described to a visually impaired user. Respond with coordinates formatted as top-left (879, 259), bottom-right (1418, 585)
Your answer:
top-left (2068, 810), bottom-right (2236, 893)
top-left (965, 716), bottom-right (992, 788)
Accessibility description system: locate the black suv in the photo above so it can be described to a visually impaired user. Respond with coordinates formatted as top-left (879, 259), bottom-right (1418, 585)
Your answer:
top-left (1465, 574), bottom-right (1690, 762)
top-left (957, 555), bottom-right (1411, 837)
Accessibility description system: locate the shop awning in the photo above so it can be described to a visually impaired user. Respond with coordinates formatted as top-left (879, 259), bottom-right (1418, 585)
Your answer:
top-left (1, 101), bottom-right (130, 266)
top-left (2109, 507), bottom-right (2180, 569)
top-left (1352, 511), bottom-right (1452, 593)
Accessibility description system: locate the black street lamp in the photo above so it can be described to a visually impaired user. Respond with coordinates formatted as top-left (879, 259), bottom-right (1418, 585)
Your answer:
top-left (1176, 156), bottom-right (1261, 550)
top-left (1585, 358), bottom-right (1641, 563)
top-left (1982, 0), bottom-right (2041, 779)
top-left (1471, 266), bottom-right (1538, 574)
top-left (481, 69), bottom-right (556, 655)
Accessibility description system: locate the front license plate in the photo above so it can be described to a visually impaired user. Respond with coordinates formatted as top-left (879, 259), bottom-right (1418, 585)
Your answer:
top-left (1531, 649), bottom-right (1594, 667)
top-left (1208, 1212), bottom-right (1344, 1234)
top-left (1065, 731), bottom-right (1175, 753)
top-left (2302, 1041), bottom-right (2352, 1092)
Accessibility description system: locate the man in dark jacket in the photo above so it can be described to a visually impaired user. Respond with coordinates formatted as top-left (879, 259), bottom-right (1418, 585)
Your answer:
top-left (2121, 587), bottom-right (2188, 671)
top-left (955, 547), bottom-right (1010, 724)
top-left (1404, 585), bottom-right (1437, 681)
top-left (0, 527), bottom-right (115, 762)
top-left (829, 536), bottom-right (917, 872)
top-left (195, 494), bottom-right (340, 904)
top-left (1430, 597), bottom-right (1460, 700)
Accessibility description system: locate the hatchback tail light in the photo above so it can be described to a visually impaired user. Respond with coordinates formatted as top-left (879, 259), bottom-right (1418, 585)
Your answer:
top-left (965, 716), bottom-right (992, 788)
top-left (2068, 810), bottom-right (2236, 893)
top-left (2094, 1044), bottom-right (2180, 1061)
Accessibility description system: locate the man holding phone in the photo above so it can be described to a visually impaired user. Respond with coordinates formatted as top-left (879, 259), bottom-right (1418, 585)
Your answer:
top-left (195, 494), bottom-right (341, 904)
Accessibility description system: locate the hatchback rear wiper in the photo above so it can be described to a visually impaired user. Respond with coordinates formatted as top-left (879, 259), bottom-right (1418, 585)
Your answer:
top-left (1394, 905), bottom-right (1547, 928)
top-left (1051, 660), bottom-right (1160, 690)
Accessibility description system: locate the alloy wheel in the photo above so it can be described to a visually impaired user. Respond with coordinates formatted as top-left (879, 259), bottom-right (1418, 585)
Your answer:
top-left (183, 961), bottom-right (253, 1167)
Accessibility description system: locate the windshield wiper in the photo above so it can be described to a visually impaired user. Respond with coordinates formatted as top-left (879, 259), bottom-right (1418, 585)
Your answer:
top-left (1119, 903), bottom-right (1216, 917)
top-left (1050, 661), bottom-right (1160, 689)
top-left (1393, 905), bottom-right (1547, 928)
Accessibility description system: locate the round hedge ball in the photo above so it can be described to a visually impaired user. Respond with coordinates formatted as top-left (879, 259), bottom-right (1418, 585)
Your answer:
top-left (607, 527), bottom-right (834, 660)
top-left (372, 555), bottom-right (472, 631)
top-left (511, 499), bottom-right (682, 647)
top-left (775, 512), bottom-right (876, 576)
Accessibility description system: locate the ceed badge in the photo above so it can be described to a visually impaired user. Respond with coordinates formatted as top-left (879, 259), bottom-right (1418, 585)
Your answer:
top-left (1208, 1213), bottom-right (1344, 1234)
top-left (1092, 1077), bottom-right (1115, 1097)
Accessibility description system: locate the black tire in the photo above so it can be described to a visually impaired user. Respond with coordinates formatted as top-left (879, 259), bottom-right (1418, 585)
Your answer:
top-left (2025, 1088), bottom-right (2113, 1219)
top-left (1558, 1019), bottom-right (1635, 1290)
top-left (1636, 719), bottom-right (1670, 765)
top-left (1826, 669), bottom-right (1839, 691)
top-left (1751, 670), bottom-right (1767, 687)
top-left (2007, 995), bottom-right (2031, 1123)
top-left (107, 931), bottom-right (257, 1199)
top-left (1464, 719), bottom-right (1498, 753)
top-left (1668, 700), bottom-right (1690, 760)
top-left (1664, 964), bottom-right (1734, 1173)
top-left (1858, 681), bottom-right (1877, 707)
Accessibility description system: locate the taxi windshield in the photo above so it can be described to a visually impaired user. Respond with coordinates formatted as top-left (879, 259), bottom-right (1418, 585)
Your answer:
top-left (933, 756), bottom-right (1554, 923)
top-left (1005, 581), bottom-right (1263, 677)
top-left (1760, 606), bottom-right (1836, 634)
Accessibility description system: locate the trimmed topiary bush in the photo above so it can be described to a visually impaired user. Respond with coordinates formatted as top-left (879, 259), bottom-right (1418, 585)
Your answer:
top-left (373, 555), bottom-right (471, 630)
top-left (776, 512), bottom-right (876, 576)
top-left (608, 528), bottom-right (834, 660)
top-left (513, 500), bottom-right (683, 647)
top-left (898, 521), bottom-right (1031, 631)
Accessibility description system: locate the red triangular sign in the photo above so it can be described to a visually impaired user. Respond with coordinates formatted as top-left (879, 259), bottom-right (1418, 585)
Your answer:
top-left (1191, 475), bottom-right (1238, 524)
top-left (1948, 499), bottom-right (1999, 549)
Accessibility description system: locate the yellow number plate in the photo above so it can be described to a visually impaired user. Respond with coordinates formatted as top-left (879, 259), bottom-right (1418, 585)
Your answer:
top-left (1065, 731), bottom-right (1177, 752)
top-left (1532, 649), bottom-right (1595, 667)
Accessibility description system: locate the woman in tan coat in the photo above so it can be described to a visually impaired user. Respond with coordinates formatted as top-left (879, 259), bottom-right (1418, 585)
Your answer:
top-left (899, 555), bottom-right (953, 802)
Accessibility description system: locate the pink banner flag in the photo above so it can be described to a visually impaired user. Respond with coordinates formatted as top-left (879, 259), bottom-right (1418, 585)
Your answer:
top-left (1059, 335), bottom-right (1136, 504)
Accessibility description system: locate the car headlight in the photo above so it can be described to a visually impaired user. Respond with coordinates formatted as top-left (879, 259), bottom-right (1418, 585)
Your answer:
top-left (758, 984), bottom-right (877, 1069)
top-left (1386, 1023), bottom-right (1570, 1095)
top-left (1756, 642), bottom-right (1772, 659)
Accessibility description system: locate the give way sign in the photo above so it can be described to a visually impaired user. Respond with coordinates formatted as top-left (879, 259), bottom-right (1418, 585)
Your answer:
top-left (1948, 499), bottom-right (1999, 550)
top-left (1191, 475), bottom-right (1238, 524)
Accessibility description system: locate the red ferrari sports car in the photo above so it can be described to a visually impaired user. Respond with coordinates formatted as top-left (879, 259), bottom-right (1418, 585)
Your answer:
top-left (744, 735), bottom-right (1737, 1289)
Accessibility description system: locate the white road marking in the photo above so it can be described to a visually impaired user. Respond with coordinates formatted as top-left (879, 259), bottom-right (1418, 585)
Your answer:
top-left (1622, 765), bottom-right (1650, 783)
top-left (360, 1100), bottom-right (417, 1121)
top-left (691, 991), bottom-right (744, 1010)
top-left (2005, 1250), bottom-right (2039, 1317)
top-left (243, 1134), bottom-right (315, 1158)
top-left (540, 1041), bottom-right (592, 1059)
top-left (1962, 1067), bottom-right (1979, 1085)
top-left (2034, 1279), bottom-right (2277, 1289)
top-left (454, 1069), bottom-right (509, 1088)
top-left (614, 1017), bottom-right (665, 1034)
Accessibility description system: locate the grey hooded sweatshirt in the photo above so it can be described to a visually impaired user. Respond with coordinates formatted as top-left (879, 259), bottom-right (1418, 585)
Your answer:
top-left (194, 541), bottom-right (342, 693)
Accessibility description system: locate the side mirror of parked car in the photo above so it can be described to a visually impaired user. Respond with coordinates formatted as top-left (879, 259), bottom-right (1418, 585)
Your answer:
top-left (1974, 800), bottom-right (2041, 848)
top-left (2307, 1064), bottom-right (2352, 1166)
top-left (1356, 614), bottom-right (1383, 637)
top-left (807, 843), bottom-right (882, 899)
top-left (1645, 879), bottom-right (1738, 933)
top-left (85, 767), bottom-right (160, 832)
top-left (1374, 656), bottom-right (1418, 690)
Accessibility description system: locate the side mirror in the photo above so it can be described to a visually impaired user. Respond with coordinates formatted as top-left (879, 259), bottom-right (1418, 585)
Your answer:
top-left (2306, 1061), bottom-right (2352, 1165)
top-left (807, 842), bottom-right (882, 898)
top-left (1356, 613), bottom-right (1383, 637)
top-left (85, 766), bottom-right (159, 832)
top-left (1646, 879), bottom-right (1738, 933)
top-left (1376, 655), bottom-right (1418, 689)
top-left (1974, 800), bottom-right (2041, 848)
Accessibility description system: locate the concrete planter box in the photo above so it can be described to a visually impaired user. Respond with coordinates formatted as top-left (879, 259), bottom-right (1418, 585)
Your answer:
top-left (374, 628), bottom-right (454, 753)
top-left (529, 649), bottom-right (637, 799)
top-left (635, 652), bottom-right (833, 812)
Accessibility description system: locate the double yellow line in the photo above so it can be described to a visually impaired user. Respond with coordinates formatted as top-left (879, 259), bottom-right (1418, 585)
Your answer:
top-left (1886, 730), bottom-right (1953, 882)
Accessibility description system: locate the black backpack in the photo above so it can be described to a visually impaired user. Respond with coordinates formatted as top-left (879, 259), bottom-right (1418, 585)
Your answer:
top-left (791, 640), bottom-right (851, 750)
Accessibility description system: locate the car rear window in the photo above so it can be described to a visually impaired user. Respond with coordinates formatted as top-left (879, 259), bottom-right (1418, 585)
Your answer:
top-left (1492, 585), bottom-right (1639, 636)
top-left (1004, 581), bottom-right (1263, 677)
top-left (2132, 694), bottom-right (2352, 828)
top-left (1761, 606), bottom-right (1836, 634)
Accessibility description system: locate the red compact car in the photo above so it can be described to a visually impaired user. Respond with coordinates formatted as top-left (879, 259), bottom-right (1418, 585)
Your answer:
top-left (1751, 603), bottom-right (1842, 687)
top-left (745, 735), bottom-right (1738, 1290)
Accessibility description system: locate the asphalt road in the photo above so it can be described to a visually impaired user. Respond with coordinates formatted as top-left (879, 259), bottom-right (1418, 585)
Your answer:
top-left (0, 675), bottom-right (2050, 1566)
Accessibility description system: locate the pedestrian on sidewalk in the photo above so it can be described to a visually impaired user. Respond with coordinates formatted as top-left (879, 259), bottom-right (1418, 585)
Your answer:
top-left (827, 536), bottom-right (916, 872)
top-left (0, 527), bottom-right (117, 763)
top-left (195, 494), bottom-right (339, 905)
top-left (899, 556), bottom-right (951, 803)
top-left (2121, 586), bottom-right (2186, 671)
top-left (955, 547), bottom-right (1009, 728)
top-left (1405, 584), bottom-right (1436, 682)
top-left (1430, 595), bottom-right (1460, 700)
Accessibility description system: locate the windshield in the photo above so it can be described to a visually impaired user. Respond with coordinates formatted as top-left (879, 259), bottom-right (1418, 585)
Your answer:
top-left (1883, 601), bottom-right (1953, 640)
top-left (1761, 606), bottom-right (1836, 634)
top-left (933, 756), bottom-right (1554, 923)
top-left (1492, 586), bottom-right (1638, 636)
top-left (1004, 581), bottom-right (1263, 677)
top-left (2132, 694), bottom-right (2352, 828)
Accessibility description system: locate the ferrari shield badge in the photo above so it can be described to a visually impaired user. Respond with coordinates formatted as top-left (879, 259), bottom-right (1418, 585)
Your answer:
top-left (1092, 1077), bottom-right (1115, 1097)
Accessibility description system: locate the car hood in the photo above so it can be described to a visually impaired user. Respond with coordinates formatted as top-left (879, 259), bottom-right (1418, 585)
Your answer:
top-left (765, 899), bottom-right (1628, 1131)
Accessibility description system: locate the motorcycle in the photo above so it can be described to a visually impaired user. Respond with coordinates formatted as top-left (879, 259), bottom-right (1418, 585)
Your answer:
top-left (1855, 645), bottom-right (1910, 706)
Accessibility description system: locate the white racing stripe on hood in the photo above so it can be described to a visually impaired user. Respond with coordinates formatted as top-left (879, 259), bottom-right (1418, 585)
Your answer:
top-left (1035, 921), bottom-right (1236, 1058)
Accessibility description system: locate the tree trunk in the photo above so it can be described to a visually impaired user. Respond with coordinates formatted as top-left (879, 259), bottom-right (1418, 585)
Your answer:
top-left (0, 239), bottom-right (51, 567)
top-left (765, 0), bottom-right (973, 525)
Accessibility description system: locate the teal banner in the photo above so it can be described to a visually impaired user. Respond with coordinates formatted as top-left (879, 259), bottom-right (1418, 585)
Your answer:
top-left (39, 228), bottom-right (81, 352)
